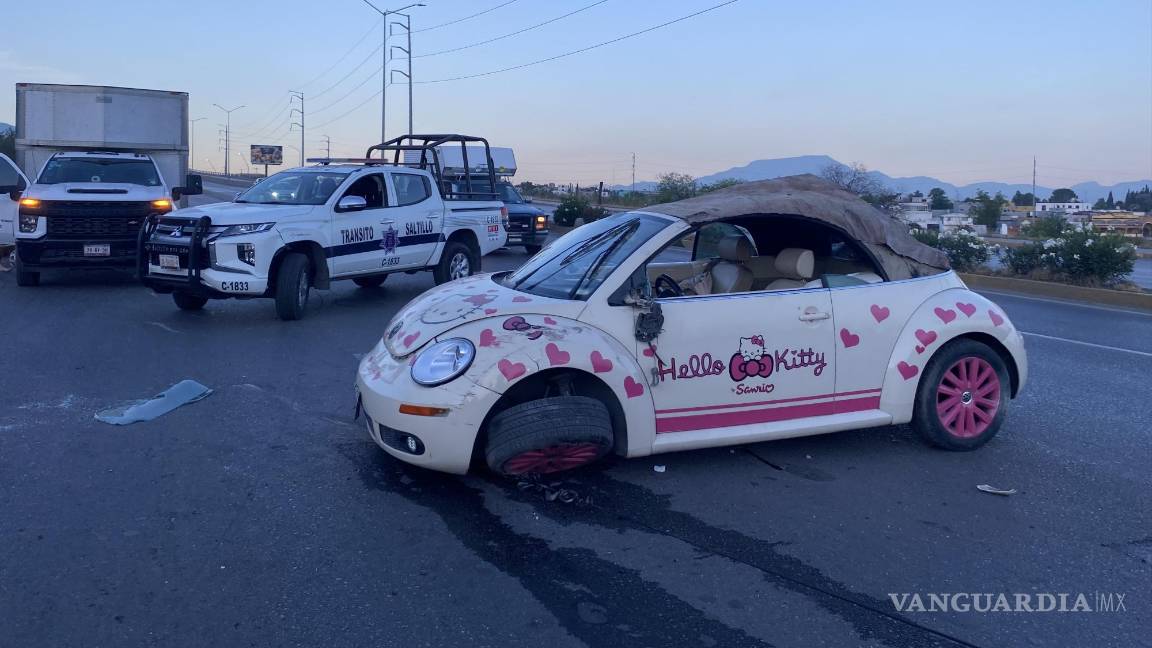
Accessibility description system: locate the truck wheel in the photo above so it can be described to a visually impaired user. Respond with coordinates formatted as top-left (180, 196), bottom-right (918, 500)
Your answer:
top-left (172, 292), bottom-right (208, 311)
top-left (485, 396), bottom-right (614, 476)
top-left (911, 339), bottom-right (1010, 451)
top-left (275, 252), bottom-right (311, 321)
top-left (524, 244), bottom-right (542, 255)
top-left (15, 255), bottom-right (39, 287)
top-left (353, 275), bottom-right (387, 289)
top-left (433, 241), bottom-right (478, 285)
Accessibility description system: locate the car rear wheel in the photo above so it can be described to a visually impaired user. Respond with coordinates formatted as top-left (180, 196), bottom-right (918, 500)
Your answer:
top-left (275, 252), bottom-right (311, 321)
top-left (524, 244), bottom-right (542, 255)
top-left (15, 254), bottom-right (39, 287)
top-left (485, 396), bottom-right (614, 476)
top-left (912, 339), bottom-right (1009, 450)
top-left (172, 292), bottom-right (208, 311)
top-left (433, 241), bottom-right (478, 285)
top-left (353, 275), bottom-right (387, 289)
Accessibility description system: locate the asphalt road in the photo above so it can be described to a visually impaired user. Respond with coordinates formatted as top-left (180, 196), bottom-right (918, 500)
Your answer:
top-left (1, 202), bottom-right (1149, 646)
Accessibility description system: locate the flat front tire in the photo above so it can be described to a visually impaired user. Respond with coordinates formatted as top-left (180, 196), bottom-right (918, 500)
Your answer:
top-left (433, 241), bottom-right (478, 285)
top-left (275, 252), bottom-right (311, 321)
top-left (485, 396), bottom-right (614, 476)
top-left (912, 339), bottom-right (1010, 451)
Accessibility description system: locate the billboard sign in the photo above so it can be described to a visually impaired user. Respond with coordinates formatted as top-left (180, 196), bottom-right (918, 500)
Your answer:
top-left (251, 145), bottom-right (283, 165)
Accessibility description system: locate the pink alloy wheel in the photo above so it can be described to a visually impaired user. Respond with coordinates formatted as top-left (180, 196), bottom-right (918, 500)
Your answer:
top-left (503, 443), bottom-right (602, 474)
top-left (936, 357), bottom-right (1001, 438)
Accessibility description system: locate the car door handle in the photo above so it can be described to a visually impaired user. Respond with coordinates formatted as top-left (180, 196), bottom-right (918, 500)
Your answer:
top-left (798, 311), bottom-right (831, 322)
top-left (380, 220), bottom-right (395, 226)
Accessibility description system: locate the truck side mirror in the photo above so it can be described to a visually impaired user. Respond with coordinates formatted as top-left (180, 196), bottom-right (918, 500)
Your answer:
top-left (336, 195), bottom-right (368, 212)
top-left (174, 174), bottom-right (204, 200)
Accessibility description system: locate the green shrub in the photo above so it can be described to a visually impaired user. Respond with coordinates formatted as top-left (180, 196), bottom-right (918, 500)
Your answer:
top-left (553, 195), bottom-right (587, 227)
top-left (911, 228), bottom-right (991, 272)
top-left (1021, 216), bottom-right (1067, 239)
top-left (1002, 228), bottom-right (1136, 285)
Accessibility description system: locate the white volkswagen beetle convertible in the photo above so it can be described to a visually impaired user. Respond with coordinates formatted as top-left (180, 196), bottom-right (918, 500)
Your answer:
top-left (356, 175), bottom-right (1027, 475)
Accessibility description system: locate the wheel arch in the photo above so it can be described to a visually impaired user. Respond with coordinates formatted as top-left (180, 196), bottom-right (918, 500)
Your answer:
top-left (270, 241), bottom-right (330, 290)
top-left (446, 228), bottom-right (480, 257)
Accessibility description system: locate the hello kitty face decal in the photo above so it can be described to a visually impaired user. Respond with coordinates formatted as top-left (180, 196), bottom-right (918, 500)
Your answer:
top-left (419, 293), bottom-right (495, 325)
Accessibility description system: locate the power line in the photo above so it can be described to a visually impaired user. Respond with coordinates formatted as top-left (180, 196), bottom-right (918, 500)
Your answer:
top-left (413, 0), bottom-right (519, 33)
top-left (298, 19), bottom-right (383, 88)
top-left (416, 0), bottom-right (741, 83)
top-left (309, 42), bottom-right (385, 100)
top-left (310, 84), bottom-right (395, 130)
top-left (311, 67), bottom-right (382, 114)
top-left (415, 0), bottom-right (610, 58)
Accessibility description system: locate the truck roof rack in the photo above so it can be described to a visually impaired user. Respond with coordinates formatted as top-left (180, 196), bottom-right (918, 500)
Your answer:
top-left (364, 134), bottom-right (500, 202)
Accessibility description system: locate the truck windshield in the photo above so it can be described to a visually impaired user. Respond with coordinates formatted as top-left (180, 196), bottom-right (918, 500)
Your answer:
top-left (501, 212), bottom-right (670, 300)
top-left (235, 171), bottom-right (349, 205)
top-left (38, 158), bottom-right (161, 186)
top-left (498, 183), bottom-right (524, 204)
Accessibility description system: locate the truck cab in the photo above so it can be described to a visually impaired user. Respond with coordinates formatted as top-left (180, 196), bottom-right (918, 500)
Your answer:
top-left (11, 151), bottom-right (201, 286)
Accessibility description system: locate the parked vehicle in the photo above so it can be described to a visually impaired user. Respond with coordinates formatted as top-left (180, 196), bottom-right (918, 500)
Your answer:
top-left (356, 175), bottom-right (1027, 475)
top-left (11, 84), bottom-right (201, 286)
top-left (138, 134), bottom-right (508, 320)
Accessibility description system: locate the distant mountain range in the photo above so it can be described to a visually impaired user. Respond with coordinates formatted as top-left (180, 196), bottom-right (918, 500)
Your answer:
top-left (0, 122), bottom-right (12, 135)
top-left (617, 155), bottom-right (1151, 203)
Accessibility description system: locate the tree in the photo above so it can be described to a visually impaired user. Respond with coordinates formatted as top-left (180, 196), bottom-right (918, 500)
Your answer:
top-left (699, 178), bottom-right (745, 194)
top-left (1092, 198), bottom-right (1108, 210)
top-left (1048, 188), bottom-right (1078, 202)
top-left (909, 190), bottom-right (924, 199)
top-left (1105, 191), bottom-right (1115, 209)
top-left (1011, 191), bottom-right (1035, 207)
top-left (970, 190), bottom-right (1005, 227)
top-left (821, 162), bottom-right (882, 196)
top-left (0, 128), bottom-right (13, 159)
top-left (928, 187), bottom-right (953, 210)
top-left (656, 172), bottom-right (697, 202)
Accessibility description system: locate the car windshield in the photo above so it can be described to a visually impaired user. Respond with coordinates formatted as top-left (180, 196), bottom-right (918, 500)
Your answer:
top-left (38, 158), bottom-right (161, 186)
top-left (236, 171), bottom-right (350, 205)
top-left (498, 183), bottom-right (524, 204)
top-left (502, 212), bottom-right (670, 300)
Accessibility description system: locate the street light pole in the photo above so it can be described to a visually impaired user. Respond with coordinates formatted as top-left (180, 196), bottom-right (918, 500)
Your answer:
top-left (290, 91), bottom-right (305, 167)
top-left (361, 1), bottom-right (424, 143)
top-left (212, 103), bottom-right (245, 176)
top-left (190, 117), bottom-right (205, 172)
top-left (390, 12), bottom-right (415, 136)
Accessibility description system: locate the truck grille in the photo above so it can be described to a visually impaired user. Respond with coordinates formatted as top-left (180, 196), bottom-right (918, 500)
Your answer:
top-left (41, 201), bottom-right (154, 239)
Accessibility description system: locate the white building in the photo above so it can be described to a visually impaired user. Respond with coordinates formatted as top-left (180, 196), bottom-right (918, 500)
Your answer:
top-left (1034, 201), bottom-right (1090, 214)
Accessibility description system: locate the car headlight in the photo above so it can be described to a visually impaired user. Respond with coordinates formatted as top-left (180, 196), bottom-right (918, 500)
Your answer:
top-left (410, 338), bottom-right (475, 386)
top-left (217, 223), bottom-right (275, 237)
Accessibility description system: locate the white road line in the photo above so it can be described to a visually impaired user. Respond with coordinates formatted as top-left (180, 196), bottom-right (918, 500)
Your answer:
top-left (1022, 332), bottom-right (1152, 358)
top-left (978, 290), bottom-right (1152, 317)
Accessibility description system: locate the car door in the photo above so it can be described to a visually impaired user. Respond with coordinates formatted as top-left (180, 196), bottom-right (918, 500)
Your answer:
top-left (330, 172), bottom-right (389, 276)
top-left (0, 153), bottom-right (28, 247)
top-left (386, 171), bottom-right (442, 269)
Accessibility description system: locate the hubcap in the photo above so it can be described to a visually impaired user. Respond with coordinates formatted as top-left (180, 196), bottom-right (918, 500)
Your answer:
top-left (503, 443), bottom-right (601, 475)
top-left (936, 357), bottom-right (1000, 438)
top-left (450, 252), bottom-right (470, 280)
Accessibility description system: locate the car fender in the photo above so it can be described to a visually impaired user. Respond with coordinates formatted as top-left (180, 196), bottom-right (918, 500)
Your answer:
top-left (445, 314), bottom-right (657, 457)
top-left (880, 288), bottom-right (1025, 423)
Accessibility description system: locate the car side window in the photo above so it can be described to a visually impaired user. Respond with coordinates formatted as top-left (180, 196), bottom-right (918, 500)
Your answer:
top-left (0, 156), bottom-right (22, 189)
top-left (392, 173), bottom-right (432, 206)
top-left (340, 173), bottom-right (387, 210)
top-left (693, 222), bottom-right (755, 260)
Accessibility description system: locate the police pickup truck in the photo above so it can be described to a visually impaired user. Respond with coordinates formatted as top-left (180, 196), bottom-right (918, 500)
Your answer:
top-left (138, 135), bottom-right (508, 320)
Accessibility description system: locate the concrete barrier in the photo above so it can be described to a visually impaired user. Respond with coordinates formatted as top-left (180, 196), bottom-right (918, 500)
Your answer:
top-left (960, 273), bottom-right (1152, 311)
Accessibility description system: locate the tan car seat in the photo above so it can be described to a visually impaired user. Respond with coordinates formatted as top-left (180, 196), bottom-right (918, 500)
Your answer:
top-left (710, 236), bottom-right (755, 294)
top-left (764, 248), bottom-right (815, 291)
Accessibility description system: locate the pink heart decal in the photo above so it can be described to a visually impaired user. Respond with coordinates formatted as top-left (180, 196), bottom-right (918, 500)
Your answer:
top-left (479, 329), bottom-right (498, 347)
top-left (545, 343), bottom-right (570, 366)
top-left (839, 328), bottom-right (861, 348)
top-left (989, 310), bottom-right (1004, 327)
top-left (897, 361), bottom-right (919, 380)
top-left (642, 347), bottom-right (655, 357)
top-left (870, 304), bottom-right (890, 323)
top-left (914, 329), bottom-right (938, 347)
top-left (484, 308), bottom-right (497, 315)
top-left (624, 376), bottom-right (645, 398)
top-left (590, 351), bottom-right (613, 373)
top-left (915, 345), bottom-right (925, 354)
top-left (934, 307), bottom-right (957, 324)
top-left (403, 332), bottom-right (421, 348)
top-left (498, 359), bottom-right (526, 381)
top-left (512, 296), bottom-right (531, 303)
top-left (543, 317), bottom-right (557, 325)
top-left (956, 302), bottom-right (977, 317)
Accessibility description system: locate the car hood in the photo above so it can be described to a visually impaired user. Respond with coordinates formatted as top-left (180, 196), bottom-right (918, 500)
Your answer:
top-left (383, 274), bottom-right (587, 357)
top-left (172, 202), bottom-right (320, 225)
top-left (26, 183), bottom-right (169, 201)
top-left (506, 203), bottom-right (544, 216)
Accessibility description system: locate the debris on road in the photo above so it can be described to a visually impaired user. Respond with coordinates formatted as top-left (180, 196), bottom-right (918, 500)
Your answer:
top-left (976, 484), bottom-right (1018, 496)
top-left (653, 465), bottom-right (666, 473)
top-left (515, 477), bottom-right (593, 506)
top-left (95, 380), bottom-right (213, 425)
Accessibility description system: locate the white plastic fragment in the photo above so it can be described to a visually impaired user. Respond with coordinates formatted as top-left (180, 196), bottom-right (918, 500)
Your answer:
top-left (653, 465), bottom-right (666, 473)
top-left (976, 484), bottom-right (1017, 496)
top-left (95, 380), bottom-right (213, 425)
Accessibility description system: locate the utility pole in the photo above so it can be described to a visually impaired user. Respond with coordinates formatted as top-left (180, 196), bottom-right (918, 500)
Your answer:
top-left (1031, 156), bottom-right (1037, 215)
top-left (631, 153), bottom-right (637, 193)
top-left (290, 91), bottom-right (305, 167)
top-left (361, 1), bottom-right (424, 142)
top-left (321, 134), bottom-right (332, 159)
top-left (390, 12), bottom-right (415, 136)
top-left (189, 117), bottom-right (205, 172)
top-left (212, 104), bottom-right (245, 176)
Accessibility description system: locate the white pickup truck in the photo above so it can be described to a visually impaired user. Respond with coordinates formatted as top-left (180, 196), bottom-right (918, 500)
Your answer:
top-left (139, 135), bottom-right (508, 320)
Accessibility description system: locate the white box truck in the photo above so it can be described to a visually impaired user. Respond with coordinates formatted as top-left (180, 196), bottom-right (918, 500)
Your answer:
top-left (11, 84), bottom-right (202, 286)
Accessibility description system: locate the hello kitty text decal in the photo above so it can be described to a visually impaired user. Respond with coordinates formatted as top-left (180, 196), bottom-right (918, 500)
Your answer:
top-left (656, 335), bottom-right (827, 388)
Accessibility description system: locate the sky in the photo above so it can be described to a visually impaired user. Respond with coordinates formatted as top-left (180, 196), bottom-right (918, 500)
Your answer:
top-left (1, 0), bottom-right (1150, 187)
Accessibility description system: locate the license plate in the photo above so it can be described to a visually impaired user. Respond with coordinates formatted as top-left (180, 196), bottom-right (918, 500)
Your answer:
top-left (159, 254), bottom-right (180, 269)
top-left (84, 244), bottom-right (111, 257)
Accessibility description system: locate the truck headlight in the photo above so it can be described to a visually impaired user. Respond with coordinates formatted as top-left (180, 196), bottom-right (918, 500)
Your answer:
top-left (217, 223), bottom-right (274, 237)
top-left (237, 243), bottom-right (256, 265)
top-left (19, 213), bottom-right (38, 233)
top-left (535, 215), bottom-right (547, 230)
top-left (410, 338), bottom-right (475, 386)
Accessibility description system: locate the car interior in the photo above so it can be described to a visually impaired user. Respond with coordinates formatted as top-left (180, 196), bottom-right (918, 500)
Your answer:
top-left (646, 215), bottom-right (886, 297)
top-left (341, 174), bottom-right (386, 209)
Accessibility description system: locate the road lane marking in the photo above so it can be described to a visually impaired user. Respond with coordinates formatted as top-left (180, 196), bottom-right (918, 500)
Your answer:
top-left (978, 290), bottom-right (1152, 317)
top-left (1023, 332), bottom-right (1152, 357)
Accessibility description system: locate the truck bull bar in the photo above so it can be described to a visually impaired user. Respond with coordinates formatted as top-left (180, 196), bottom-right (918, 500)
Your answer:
top-left (137, 214), bottom-right (212, 285)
